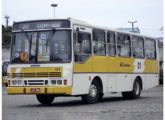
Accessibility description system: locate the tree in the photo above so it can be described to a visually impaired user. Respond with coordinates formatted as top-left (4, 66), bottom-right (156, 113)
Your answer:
top-left (2, 25), bottom-right (12, 45)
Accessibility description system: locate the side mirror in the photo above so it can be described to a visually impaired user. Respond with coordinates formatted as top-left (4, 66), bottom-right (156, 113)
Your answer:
top-left (52, 27), bottom-right (56, 31)
top-left (78, 33), bottom-right (83, 43)
top-left (76, 27), bottom-right (82, 43)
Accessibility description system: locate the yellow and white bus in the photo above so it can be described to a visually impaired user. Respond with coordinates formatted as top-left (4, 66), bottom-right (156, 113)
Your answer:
top-left (7, 18), bottom-right (159, 104)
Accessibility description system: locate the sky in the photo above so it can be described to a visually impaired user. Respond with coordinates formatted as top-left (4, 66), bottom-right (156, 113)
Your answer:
top-left (2, 0), bottom-right (163, 37)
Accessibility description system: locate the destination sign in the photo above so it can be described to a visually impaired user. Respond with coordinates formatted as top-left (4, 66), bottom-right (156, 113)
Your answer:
top-left (13, 20), bottom-right (70, 30)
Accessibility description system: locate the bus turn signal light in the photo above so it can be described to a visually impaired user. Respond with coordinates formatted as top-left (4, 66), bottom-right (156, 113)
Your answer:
top-left (64, 80), bottom-right (67, 85)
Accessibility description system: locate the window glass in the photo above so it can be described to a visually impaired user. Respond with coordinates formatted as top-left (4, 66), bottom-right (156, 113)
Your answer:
top-left (38, 32), bottom-right (50, 62)
top-left (107, 45), bottom-right (116, 56)
top-left (117, 35), bottom-right (130, 45)
top-left (74, 32), bottom-right (91, 62)
top-left (93, 29), bottom-right (105, 55)
top-left (144, 38), bottom-right (156, 59)
top-left (107, 32), bottom-right (115, 44)
top-left (30, 33), bottom-right (37, 62)
top-left (117, 33), bottom-right (131, 57)
top-left (118, 46), bottom-right (131, 57)
top-left (11, 33), bottom-right (31, 63)
top-left (107, 31), bottom-right (116, 56)
top-left (11, 31), bottom-right (71, 63)
top-left (144, 39), bottom-right (155, 49)
top-left (132, 36), bottom-right (144, 58)
top-left (50, 31), bottom-right (71, 62)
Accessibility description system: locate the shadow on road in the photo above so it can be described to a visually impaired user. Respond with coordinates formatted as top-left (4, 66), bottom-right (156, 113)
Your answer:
top-left (17, 96), bottom-right (151, 108)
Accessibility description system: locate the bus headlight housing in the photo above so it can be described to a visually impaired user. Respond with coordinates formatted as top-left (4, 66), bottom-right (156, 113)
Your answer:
top-left (18, 80), bottom-right (23, 85)
top-left (12, 80), bottom-right (23, 85)
top-left (12, 80), bottom-right (18, 85)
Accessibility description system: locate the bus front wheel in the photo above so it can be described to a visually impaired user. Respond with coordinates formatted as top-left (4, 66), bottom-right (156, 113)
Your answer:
top-left (122, 78), bottom-right (142, 99)
top-left (36, 94), bottom-right (55, 105)
top-left (81, 80), bottom-right (100, 104)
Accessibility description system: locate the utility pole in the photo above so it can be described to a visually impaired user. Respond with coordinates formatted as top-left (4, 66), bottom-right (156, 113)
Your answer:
top-left (51, 4), bottom-right (58, 18)
top-left (5, 16), bottom-right (10, 27)
top-left (128, 21), bottom-right (137, 32)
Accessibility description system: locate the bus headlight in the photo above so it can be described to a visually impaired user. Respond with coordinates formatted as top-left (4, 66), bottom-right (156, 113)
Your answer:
top-left (12, 80), bottom-right (18, 85)
top-left (18, 80), bottom-right (23, 85)
top-left (12, 80), bottom-right (23, 85)
top-left (57, 80), bottom-right (62, 85)
top-left (51, 80), bottom-right (56, 85)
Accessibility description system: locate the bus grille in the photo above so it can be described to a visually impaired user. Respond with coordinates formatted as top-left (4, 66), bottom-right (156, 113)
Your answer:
top-left (12, 72), bottom-right (62, 78)
top-left (27, 80), bottom-right (44, 86)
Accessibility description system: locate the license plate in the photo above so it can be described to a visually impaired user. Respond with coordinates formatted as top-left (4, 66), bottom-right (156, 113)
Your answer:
top-left (30, 88), bottom-right (40, 93)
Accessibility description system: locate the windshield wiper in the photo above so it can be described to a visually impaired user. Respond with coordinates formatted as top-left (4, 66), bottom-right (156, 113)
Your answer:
top-left (21, 30), bottom-right (31, 41)
top-left (21, 30), bottom-right (32, 60)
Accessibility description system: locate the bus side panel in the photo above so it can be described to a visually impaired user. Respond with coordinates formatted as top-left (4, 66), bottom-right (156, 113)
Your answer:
top-left (72, 73), bottom-right (107, 95)
top-left (116, 74), bottom-right (145, 92)
top-left (143, 59), bottom-right (159, 89)
top-left (107, 74), bottom-right (117, 92)
top-left (144, 74), bottom-right (159, 90)
top-left (116, 74), bottom-right (133, 92)
top-left (72, 74), bottom-right (91, 95)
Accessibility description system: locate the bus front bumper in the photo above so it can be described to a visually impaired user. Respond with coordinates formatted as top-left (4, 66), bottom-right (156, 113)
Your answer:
top-left (7, 86), bottom-right (72, 95)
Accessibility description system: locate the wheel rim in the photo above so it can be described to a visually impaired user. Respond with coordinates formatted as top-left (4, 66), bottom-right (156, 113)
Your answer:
top-left (135, 82), bottom-right (140, 95)
top-left (89, 84), bottom-right (97, 97)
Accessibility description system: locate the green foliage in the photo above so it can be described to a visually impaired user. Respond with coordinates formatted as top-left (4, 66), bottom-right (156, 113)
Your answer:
top-left (2, 25), bottom-right (12, 45)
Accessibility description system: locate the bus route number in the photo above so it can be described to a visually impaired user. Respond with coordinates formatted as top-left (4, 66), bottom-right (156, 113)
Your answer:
top-left (55, 67), bottom-right (61, 72)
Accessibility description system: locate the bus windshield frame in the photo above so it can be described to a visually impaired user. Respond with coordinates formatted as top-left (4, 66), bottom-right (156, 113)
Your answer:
top-left (11, 28), bottom-right (72, 64)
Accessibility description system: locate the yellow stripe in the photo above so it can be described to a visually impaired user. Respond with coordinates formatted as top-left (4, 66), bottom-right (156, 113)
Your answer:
top-left (11, 67), bottom-right (63, 78)
top-left (7, 86), bottom-right (72, 95)
top-left (144, 59), bottom-right (159, 73)
top-left (74, 55), bottom-right (158, 73)
top-left (11, 68), bottom-right (17, 73)
top-left (20, 67), bottom-right (62, 73)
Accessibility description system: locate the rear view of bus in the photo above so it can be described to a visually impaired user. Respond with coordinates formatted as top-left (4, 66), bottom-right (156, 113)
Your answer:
top-left (7, 19), bottom-right (73, 104)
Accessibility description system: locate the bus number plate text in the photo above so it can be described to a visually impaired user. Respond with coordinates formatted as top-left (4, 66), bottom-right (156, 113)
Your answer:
top-left (30, 88), bottom-right (40, 93)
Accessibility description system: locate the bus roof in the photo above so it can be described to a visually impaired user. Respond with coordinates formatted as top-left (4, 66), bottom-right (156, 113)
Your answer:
top-left (13, 18), bottom-right (157, 40)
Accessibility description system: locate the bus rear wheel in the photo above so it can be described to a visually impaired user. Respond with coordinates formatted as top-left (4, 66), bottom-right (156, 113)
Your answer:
top-left (36, 94), bottom-right (55, 105)
top-left (122, 78), bottom-right (141, 99)
top-left (81, 80), bottom-right (100, 104)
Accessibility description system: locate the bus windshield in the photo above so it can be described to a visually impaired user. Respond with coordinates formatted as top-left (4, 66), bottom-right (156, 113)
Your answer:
top-left (11, 30), bottom-right (71, 63)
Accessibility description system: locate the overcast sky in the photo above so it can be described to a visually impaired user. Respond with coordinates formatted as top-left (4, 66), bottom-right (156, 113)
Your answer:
top-left (2, 0), bottom-right (163, 37)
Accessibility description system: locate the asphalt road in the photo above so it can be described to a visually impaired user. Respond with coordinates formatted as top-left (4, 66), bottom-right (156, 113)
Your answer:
top-left (2, 86), bottom-right (163, 120)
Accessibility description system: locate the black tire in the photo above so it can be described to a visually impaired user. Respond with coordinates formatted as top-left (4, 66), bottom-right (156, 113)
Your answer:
top-left (36, 94), bottom-right (55, 105)
top-left (81, 80), bottom-right (100, 104)
top-left (122, 78), bottom-right (142, 99)
top-left (98, 93), bottom-right (104, 101)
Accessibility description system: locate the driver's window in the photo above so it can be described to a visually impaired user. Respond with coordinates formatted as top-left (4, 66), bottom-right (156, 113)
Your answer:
top-left (74, 32), bottom-right (91, 63)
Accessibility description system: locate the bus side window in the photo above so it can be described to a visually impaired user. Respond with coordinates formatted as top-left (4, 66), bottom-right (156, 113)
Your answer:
top-left (74, 32), bottom-right (91, 63)
top-left (93, 29), bottom-right (106, 56)
top-left (132, 36), bottom-right (144, 58)
top-left (107, 31), bottom-right (116, 56)
top-left (144, 38), bottom-right (156, 59)
top-left (117, 33), bottom-right (131, 57)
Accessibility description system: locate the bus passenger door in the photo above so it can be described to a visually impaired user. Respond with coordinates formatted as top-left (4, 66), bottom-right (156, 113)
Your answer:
top-left (73, 25), bottom-right (93, 73)
top-left (72, 25), bottom-right (93, 95)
